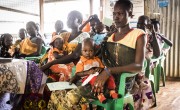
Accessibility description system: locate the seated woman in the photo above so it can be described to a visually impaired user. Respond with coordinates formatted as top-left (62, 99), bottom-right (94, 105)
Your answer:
top-left (9, 28), bottom-right (27, 57)
top-left (16, 28), bottom-right (27, 44)
top-left (0, 33), bottom-right (13, 108)
top-left (18, 21), bottom-right (43, 57)
top-left (45, 10), bottom-right (90, 110)
top-left (93, 1), bottom-right (155, 110)
top-left (52, 20), bottom-right (67, 38)
top-left (151, 19), bottom-right (173, 55)
top-left (47, 35), bottom-right (74, 82)
top-left (137, 15), bottom-right (161, 59)
top-left (0, 33), bottom-right (13, 58)
top-left (41, 10), bottom-right (90, 71)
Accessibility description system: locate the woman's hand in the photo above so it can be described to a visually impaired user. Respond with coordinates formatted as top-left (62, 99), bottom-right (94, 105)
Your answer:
top-left (92, 69), bottom-right (110, 94)
top-left (94, 67), bottom-right (103, 73)
top-left (69, 75), bottom-right (80, 85)
top-left (145, 24), bottom-right (156, 34)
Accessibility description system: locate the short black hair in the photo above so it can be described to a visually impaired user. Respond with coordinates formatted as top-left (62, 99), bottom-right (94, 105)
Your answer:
top-left (0, 33), bottom-right (12, 46)
top-left (82, 38), bottom-right (95, 50)
top-left (55, 20), bottom-right (64, 28)
top-left (138, 15), bottom-right (151, 23)
top-left (67, 10), bottom-right (83, 24)
top-left (115, 0), bottom-right (133, 12)
top-left (151, 19), bottom-right (160, 25)
top-left (19, 28), bottom-right (27, 33)
top-left (26, 21), bottom-right (38, 30)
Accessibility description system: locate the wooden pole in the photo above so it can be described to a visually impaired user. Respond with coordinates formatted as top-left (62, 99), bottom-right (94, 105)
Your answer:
top-left (39, 0), bottom-right (44, 34)
top-left (89, 0), bottom-right (93, 15)
top-left (100, 0), bottom-right (104, 21)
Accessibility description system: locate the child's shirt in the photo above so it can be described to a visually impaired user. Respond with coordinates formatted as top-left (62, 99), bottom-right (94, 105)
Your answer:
top-left (93, 33), bottom-right (107, 45)
top-left (76, 56), bottom-right (104, 82)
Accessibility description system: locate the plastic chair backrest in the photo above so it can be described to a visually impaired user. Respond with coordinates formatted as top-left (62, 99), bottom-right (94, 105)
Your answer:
top-left (71, 66), bottom-right (76, 78)
top-left (40, 46), bottom-right (46, 56)
top-left (163, 42), bottom-right (170, 49)
top-left (25, 46), bottom-right (47, 63)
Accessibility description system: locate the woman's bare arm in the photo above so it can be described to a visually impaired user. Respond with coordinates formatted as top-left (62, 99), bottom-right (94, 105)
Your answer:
top-left (53, 52), bottom-right (64, 59)
top-left (41, 43), bottom-right (82, 71)
top-left (150, 33), bottom-right (161, 58)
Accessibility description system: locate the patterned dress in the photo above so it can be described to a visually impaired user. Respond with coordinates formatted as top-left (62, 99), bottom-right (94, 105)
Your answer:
top-left (0, 59), bottom-right (46, 110)
top-left (47, 47), bottom-right (74, 82)
top-left (47, 32), bottom-right (90, 110)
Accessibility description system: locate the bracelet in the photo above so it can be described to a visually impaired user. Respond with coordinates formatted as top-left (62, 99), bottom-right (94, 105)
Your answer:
top-left (104, 67), bottom-right (111, 76)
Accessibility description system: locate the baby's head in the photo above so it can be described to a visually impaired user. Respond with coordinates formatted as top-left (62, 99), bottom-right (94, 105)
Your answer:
top-left (50, 36), bottom-right (64, 50)
top-left (81, 38), bottom-right (95, 59)
top-left (0, 33), bottom-right (13, 48)
top-left (95, 22), bottom-right (105, 34)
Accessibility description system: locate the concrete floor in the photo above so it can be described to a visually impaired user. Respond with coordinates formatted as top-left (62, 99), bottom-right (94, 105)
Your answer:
top-left (150, 80), bottom-right (180, 110)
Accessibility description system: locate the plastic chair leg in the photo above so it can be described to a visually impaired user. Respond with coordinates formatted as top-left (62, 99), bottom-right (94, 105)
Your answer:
top-left (89, 104), bottom-right (104, 110)
top-left (150, 80), bottom-right (157, 107)
top-left (96, 106), bottom-right (104, 110)
top-left (89, 104), bottom-right (93, 110)
top-left (153, 67), bottom-right (158, 93)
top-left (128, 103), bottom-right (134, 110)
top-left (156, 64), bottom-right (161, 92)
top-left (161, 67), bottom-right (165, 87)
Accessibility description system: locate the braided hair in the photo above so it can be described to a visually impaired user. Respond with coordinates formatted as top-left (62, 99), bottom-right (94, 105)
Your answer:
top-left (0, 33), bottom-right (13, 58)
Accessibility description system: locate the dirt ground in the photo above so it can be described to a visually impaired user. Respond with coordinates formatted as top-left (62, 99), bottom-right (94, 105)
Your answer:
top-left (150, 80), bottom-right (180, 110)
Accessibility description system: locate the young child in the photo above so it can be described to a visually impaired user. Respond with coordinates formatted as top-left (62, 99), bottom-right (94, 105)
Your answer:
top-left (47, 35), bottom-right (74, 82)
top-left (0, 33), bottom-right (13, 58)
top-left (92, 22), bottom-right (107, 47)
top-left (71, 38), bottom-right (118, 103)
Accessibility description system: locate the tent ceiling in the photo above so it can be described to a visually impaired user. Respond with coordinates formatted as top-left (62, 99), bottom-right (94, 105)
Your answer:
top-left (0, 0), bottom-right (39, 14)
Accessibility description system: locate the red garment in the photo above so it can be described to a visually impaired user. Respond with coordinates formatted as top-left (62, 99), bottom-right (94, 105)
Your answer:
top-left (88, 75), bottom-right (116, 89)
top-left (76, 56), bottom-right (116, 89)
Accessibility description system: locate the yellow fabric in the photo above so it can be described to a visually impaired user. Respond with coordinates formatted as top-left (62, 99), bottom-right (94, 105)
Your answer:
top-left (60, 32), bottom-right (90, 54)
top-left (19, 38), bottom-right (37, 55)
top-left (107, 29), bottom-right (145, 49)
top-left (59, 32), bottom-right (71, 53)
top-left (8, 40), bottom-right (21, 56)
